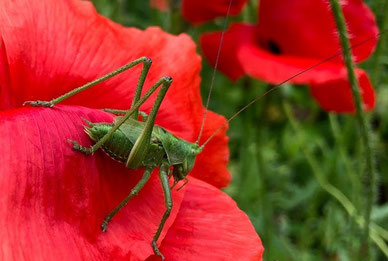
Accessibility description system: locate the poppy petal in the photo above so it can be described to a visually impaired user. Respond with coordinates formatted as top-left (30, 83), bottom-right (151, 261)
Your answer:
top-left (182, 0), bottom-right (248, 25)
top-left (258, 0), bottom-right (378, 63)
top-left (0, 0), bottom-right (230, 188)
top-left (200, 24), bottom-right (248, 81)
top-left (146, 177), bottom-right (264, 261)
top-left (0, 106), bottom-right (186, 260)
top-left (309, 69), bottom-right (375, 112)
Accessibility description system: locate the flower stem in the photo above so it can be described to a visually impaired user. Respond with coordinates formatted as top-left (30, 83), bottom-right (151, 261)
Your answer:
top-left (328, 1), bottom-right (377, 258)
top-left (371, 0), bottom-right (388, 86)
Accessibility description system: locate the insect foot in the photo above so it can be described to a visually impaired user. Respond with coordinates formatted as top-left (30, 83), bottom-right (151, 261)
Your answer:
top-left (67, 139), bottom-right (92, 155)
top-left (101, 220), bottom-right (109, 233)
top-left (23, 100), bottom-right (54, 107)
top-left (163, 76), bottom-right (173, 82)
top-left (152, 241), bottom-right (165, 261)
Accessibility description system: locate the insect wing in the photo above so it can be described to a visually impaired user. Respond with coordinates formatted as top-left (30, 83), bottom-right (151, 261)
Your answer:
top-left (114, 116), bottom-right (144, 144)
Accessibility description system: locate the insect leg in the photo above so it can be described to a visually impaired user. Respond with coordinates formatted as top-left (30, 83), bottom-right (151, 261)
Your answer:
top-left (138, 111), bottom-right (149, 122)
top-left (152, 162), bottom-right (172, 261)
top-left (23, 57), bottom-right (152, 107)
top-left (69, 76), bottom-right (172, 155)
top-left (102, 108), bottom-right (128, 115)
top-left (130, 58), bottom-right (152, 120)
top-left (102, 109), bottom-right (149, 121)
top-left (126, 77), bottom-right (172, 169)
top-left (100, 166), bottom-right (153, 232)
top-left (102, 109), bottom-right (149, 123)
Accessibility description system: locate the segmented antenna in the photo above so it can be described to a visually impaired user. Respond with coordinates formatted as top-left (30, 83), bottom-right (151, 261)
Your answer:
top-left (200, 30), bottom-right (387, 148)
top-left (195, 0), bottom-right (234, 145)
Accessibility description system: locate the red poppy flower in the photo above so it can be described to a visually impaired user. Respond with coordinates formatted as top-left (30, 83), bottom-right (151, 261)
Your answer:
top-left (200, 0), bottom-right (378, 112)
top-left (0, 0), bottom-right (264, 260)
top-left (150, 0), bottom-right (248, 25)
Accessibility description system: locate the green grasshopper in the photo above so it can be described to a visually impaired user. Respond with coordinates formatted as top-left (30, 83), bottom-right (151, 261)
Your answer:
top-left (24, 56), bottom-right (205, 260)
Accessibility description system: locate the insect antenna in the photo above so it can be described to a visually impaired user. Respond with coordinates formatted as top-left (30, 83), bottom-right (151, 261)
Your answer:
top-left (200, 29), bottom-right (388, 148)
top-left (195, 0), bottom-right (234, 145)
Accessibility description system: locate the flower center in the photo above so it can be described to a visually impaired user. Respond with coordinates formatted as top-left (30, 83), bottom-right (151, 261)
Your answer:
top-left (260, 39), bottom-right (282, 55)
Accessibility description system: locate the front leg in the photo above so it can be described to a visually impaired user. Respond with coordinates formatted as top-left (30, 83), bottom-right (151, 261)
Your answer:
top-left (23, 100), bottom-right (54, 107)
top-left (67, 140), bottom-right (93, 155)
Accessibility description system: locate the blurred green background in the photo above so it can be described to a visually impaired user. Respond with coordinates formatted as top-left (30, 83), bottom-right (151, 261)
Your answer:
top-left (91, 0), bottom-right (388, 260)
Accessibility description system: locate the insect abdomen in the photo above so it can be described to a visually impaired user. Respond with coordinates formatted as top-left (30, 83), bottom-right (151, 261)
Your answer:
top-left (85, 123), bottom-right (133, 163)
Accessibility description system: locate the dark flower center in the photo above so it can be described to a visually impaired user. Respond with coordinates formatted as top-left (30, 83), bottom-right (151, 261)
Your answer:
top-left (260, 39), bottom-right (282, 55)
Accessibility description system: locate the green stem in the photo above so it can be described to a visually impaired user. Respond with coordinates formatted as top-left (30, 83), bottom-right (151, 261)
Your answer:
top-left (328, 0), bottom-right (377, 258)
top-left (371, 0), bottom-right (388, 86)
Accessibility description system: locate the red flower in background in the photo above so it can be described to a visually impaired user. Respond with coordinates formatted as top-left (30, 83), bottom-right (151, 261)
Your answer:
top-left (200, 0), bottom-right (378, 113)
top-left (150, 0), bottom-right (248, 25)
top-left (0, 0), bottom-right (264, 260)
